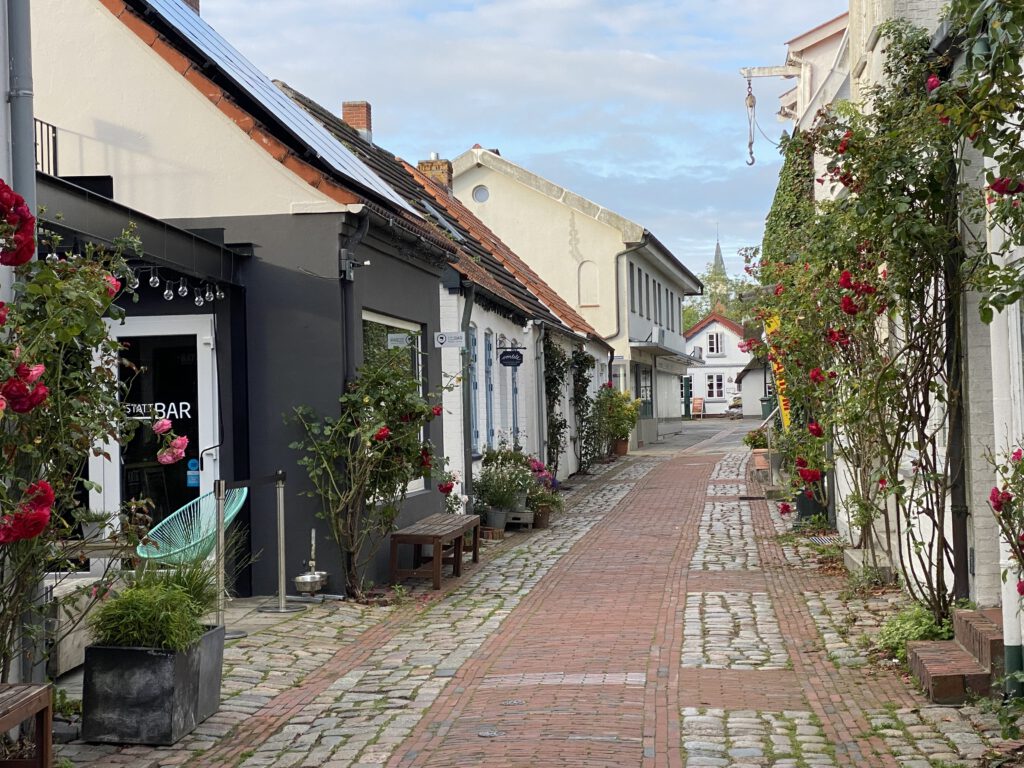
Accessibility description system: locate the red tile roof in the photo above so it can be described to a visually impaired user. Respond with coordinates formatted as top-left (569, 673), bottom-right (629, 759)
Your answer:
top-left (407, 161), bottom-right (608, 347)
top-left (683, 311), bottom-right (746, 341)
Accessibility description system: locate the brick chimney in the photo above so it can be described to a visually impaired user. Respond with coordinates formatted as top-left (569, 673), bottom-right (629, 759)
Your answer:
top-left (418, 153), bottom-right (453, 191)
top-left (183, 0), bottom-right (200, 12)
top-left (342, 101), bottom-right (372, 143)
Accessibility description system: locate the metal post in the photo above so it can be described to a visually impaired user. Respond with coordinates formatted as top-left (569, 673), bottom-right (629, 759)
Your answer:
top-left (215, 479), bottom-right (226, 628)
top-left (259, 471), bottom-right (304, 613)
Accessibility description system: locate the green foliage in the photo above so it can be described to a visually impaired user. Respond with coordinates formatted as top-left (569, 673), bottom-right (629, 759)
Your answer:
top-left (89, 583), bottom-right (204, 653)
top-left (527, 483), bottom-right (563, 513)
top-left (132, 558), bottom-right (220, 618)
top-left (289, 344), bottom-right (445, 600)
top-left (680, 249), bottom-right (758, 331)
top-left (570, 349), bottom-right (600, 473)
top-left (0, 224), bottom-right (142, 681)
top-left (594, 385), bottom-right (641, 454)
top-left (876, 604), bottom-right (952, 664)
top-left (543, 336), bottom-right (570, 473)
top-left (742, 428), bottom-right (768, 450)
top-left (763, 132), bottom-right (816, 266)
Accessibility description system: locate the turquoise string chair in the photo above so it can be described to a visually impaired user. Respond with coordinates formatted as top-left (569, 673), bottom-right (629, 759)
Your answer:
top-left (136, 488), bottom-right (248, 565)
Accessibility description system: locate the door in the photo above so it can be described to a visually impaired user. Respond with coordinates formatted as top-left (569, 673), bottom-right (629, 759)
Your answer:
top-left (90, 315), bottom-right (218, 529)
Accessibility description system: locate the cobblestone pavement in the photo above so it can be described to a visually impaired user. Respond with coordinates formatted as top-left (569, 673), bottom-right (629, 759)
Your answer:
top-left (54, 420), bottom-right (1024, 767)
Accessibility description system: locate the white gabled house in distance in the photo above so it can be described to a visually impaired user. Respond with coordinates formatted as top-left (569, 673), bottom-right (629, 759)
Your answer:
top-left (682, 311), bottom-right (759, 416)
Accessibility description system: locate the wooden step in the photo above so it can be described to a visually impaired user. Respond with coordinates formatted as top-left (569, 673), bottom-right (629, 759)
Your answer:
top-left (908, 640), bottom-right (991, 704)
top-left (953, 608), bottom-right (1004, 675)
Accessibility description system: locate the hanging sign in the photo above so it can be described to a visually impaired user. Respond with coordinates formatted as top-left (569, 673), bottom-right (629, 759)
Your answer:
top-left (434, 332), bottom-right (466, 349)
top-left (499, 349), bottom-right (524, 367)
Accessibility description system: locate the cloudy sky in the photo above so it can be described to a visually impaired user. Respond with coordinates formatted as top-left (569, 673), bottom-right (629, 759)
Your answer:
top-left (200, 0), bottom-right (847, 276)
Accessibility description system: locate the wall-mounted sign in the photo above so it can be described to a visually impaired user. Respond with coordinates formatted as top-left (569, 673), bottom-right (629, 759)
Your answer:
top-left (499, 349), bottom-right (524, 367)
top-left (434, 331), bottom-right (466, 349)
top-left (386, 333), bottom-right (411, 349)
top-left (124, 401), bottom-right (194, 420)
top-left (186, 458), bottom-right (200, 488)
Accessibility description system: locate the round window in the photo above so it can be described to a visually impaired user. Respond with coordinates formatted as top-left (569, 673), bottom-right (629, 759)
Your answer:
top-left (472, 185), bottom-right (490, 203)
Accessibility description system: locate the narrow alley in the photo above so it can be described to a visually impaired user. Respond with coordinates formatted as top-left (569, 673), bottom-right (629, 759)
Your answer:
top-left (57, 421), bottom-right (1015, 767)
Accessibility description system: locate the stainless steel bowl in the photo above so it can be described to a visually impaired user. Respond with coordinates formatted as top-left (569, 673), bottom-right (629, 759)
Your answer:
top-left (294, 572), bottom-right (323, 594)
top-left (312, 571), bottom-right (329, 590)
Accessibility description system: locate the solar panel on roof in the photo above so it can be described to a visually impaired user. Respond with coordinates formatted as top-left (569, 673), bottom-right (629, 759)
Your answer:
top-left (140, 0), bottom-right (417, 217)
top-left (420, 199), bottom-right (465, 242)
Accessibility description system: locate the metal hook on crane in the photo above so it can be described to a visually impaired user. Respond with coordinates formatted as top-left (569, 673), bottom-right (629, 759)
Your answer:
top-left (745, 78), bottom-right (757, 166)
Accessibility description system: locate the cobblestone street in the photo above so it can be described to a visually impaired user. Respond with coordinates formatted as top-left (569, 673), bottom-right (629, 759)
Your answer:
top-left (56, 420), bottom-right (1024, 767)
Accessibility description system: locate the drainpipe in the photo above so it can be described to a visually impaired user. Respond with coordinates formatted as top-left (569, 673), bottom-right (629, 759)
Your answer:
top-left (945, 245), bottom-right (970, 603)
top-left (461, 282), bottom-right (475, 512)
top-left (339, 208), bottom-right (369, 387)
top-left (990, 254), bottom-right (1023, 694)
top-left (6, 0), bottom-right (33, 303)
top-left (535, 321), bottom-right (547, 465)
top-left (603, 241), bottom-right (648, 345)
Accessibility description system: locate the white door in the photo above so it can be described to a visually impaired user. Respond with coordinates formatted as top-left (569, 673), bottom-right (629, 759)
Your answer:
top-left (89, 315), bottom-right (218, 528)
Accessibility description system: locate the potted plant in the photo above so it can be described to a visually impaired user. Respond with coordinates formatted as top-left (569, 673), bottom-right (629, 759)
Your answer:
top-left (595, 384), bottom-right (641, 457)
top-left (81, 559), bottom-right (223, 746)
top-left (474, 460), bottom-right (534, 529)
top-left (527, 485), bottom-right (563, 529)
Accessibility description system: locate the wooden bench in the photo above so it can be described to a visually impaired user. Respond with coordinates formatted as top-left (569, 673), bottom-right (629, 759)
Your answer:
top-left (390, 514), bottom-right (480, 590)
top-left (0, 684), bottom-right (52, 768)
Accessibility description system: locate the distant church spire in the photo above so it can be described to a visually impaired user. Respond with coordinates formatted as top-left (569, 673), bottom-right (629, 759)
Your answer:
top-left (712, 231), bottom-right (726, 275)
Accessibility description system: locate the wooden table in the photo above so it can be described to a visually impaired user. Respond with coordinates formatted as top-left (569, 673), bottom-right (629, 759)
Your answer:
top-left (0, 684), bottom-right (52, 768)
top-left (389, 514), bottom-right (480, 590)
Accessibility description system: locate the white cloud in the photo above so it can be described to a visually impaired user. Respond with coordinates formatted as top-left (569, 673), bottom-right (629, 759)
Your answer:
top-left (200, 0), bottom-right (847, 273)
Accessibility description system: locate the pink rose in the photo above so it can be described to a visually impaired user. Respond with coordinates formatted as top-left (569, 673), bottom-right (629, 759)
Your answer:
top-left (1018, 580), bottom-right (1024, 597)
top-left (807, 422), bottom-right (823, 438)
top-left (152, 418), bottom-right (172, 435)
top-left (15, 363), bottom-right (45, 383)
top-left (169, 435), bottom-right (189, 451)
top-left (157, 449), bottom-right (184, 465)
top-left (926, 74), bottom-right (941, 93)
top-left (104, 274), bottom-right (121, 298)
top-left (1013, 448), bottom-right (1023, 463)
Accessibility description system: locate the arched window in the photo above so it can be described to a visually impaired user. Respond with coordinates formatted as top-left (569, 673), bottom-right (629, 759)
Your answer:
top-left (578, 261), bottom-right (599, 306)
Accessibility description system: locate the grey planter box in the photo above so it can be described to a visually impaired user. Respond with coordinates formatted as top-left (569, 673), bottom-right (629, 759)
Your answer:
top-left (484, 507), bottom-right (509, 529)
top-left (82, 625), bottom-right (224, 745)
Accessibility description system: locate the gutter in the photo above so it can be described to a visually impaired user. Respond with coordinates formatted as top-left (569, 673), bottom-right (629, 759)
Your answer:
top-left (603, 241), bottom-right (648, 344)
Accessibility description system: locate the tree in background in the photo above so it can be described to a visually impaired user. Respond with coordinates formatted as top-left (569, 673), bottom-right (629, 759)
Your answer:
top-left (681, 246), bottom-right (758, 332)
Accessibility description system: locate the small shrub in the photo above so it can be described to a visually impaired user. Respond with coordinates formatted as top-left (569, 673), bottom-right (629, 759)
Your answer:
top-left (876, 604), bottom-right (951, 663)
top-left (742, 428), bottom-right (769, 449)
top-left (89, 583), bottom-right (203, 652)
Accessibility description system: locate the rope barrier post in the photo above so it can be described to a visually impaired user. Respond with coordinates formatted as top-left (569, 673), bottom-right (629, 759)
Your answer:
top-left (259, 470), bottom-right (304, 614)
top-left (215, 479), bottom-right (226, 629)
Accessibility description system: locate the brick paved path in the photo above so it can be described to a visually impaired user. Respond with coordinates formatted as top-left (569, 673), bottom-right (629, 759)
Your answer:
top-left (58, 424), bottom-right (1023, 767)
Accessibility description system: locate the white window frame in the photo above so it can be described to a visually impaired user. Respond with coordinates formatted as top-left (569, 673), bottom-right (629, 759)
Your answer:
top-left (362, 310), bottom-right (425, 492)
top-left (706, 373), bottom-right (724, 399)
top-left (707, 332), bottom-right (722, 355)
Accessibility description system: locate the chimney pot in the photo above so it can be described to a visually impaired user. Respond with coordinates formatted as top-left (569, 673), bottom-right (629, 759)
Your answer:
top-left (342, 101), bottom-right (372, 143)
top-left (183, 0), bottom-right (199, 12)
top-left (418, 157), bottom-right (453, 191)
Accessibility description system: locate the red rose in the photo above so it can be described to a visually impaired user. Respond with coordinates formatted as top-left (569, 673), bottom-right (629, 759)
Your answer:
top-left (0, 302), bottom-right (7, 326)
top-left (840, 296), bottom-right (861, 315)
top-left (373, 426), bottom-right (391, 442)
top-left (420, 447), bottom-right (432, 469)
top-left (809, 368), bottom-right (825, 384)
top-left (990, 177), bottom-right (1024, 196)
top-left (438, 481), bottom-right (454, 495)
top-left (778, 503), bottom-right (792, 515)
top-left (808, 422), bottom-right (823, 438)
top-left (795, 456), bottom-right (808, 468)
top-left (797, 467), bottom-right (822, 484)
top-left (838, 270), bottom-right (854, 289)
top-left (22, 480), bottom-right (54, 514)
top-left (432, 405), bottom-right (443, 416)
top-left (879, 477), bottom-right (887, 488)
top-left (990, 486), bottom-right (1013, 513)
top-left (837, 130), bottom-right (852, 155)
top-left (1018, 580), bottom-right (1024, 597)
top-left (926, 74), bottom-right (941, 93)
top-left (773, 283), bottom-right (784, 296)
top-left (15, 363), bottom-right (44, 383)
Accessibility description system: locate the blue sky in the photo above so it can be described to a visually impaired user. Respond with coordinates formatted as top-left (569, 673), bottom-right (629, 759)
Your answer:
top-left (200, 0), bottom-right (848, 276)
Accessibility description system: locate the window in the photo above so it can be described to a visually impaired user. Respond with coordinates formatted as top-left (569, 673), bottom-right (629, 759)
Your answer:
top-left (666, 288), bottom-right (671, 329)
top-left (362, 310), bottom-right (425, 490)
top-left (472, 185), bottom-right (489, 203)
top-left (678, 297), bottom-right (684, 334)
top-left (578, 261), bottom-right (599, 306)
top-left (645, 273), bottom-right (651, 320)
top-left (707, 373), bottom-right (724, 399)
top-left (629, 262), bottom-right (636, 313)
top-left (707, 332), bottom-right (722, 355)
top-left (654, 280), bottom-right (661, 324)
top-left (484, 330), bottom-right (495, 449)
top-left (468, 325), bottom-right (479, 453)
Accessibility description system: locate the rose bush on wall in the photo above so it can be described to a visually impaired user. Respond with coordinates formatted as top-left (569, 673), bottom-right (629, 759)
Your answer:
top-left (0, 182), bottom-right (145, 681)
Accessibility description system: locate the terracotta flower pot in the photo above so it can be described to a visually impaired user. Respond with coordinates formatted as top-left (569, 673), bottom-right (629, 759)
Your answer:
top-left (613, 438), bottom-right (629, 456)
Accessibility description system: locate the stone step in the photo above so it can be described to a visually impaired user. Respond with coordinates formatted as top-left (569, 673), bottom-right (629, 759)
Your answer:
top-left (953, 608), bottom-right (1004, 675)
top-left (908, 640), bottom-right (992, 704)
